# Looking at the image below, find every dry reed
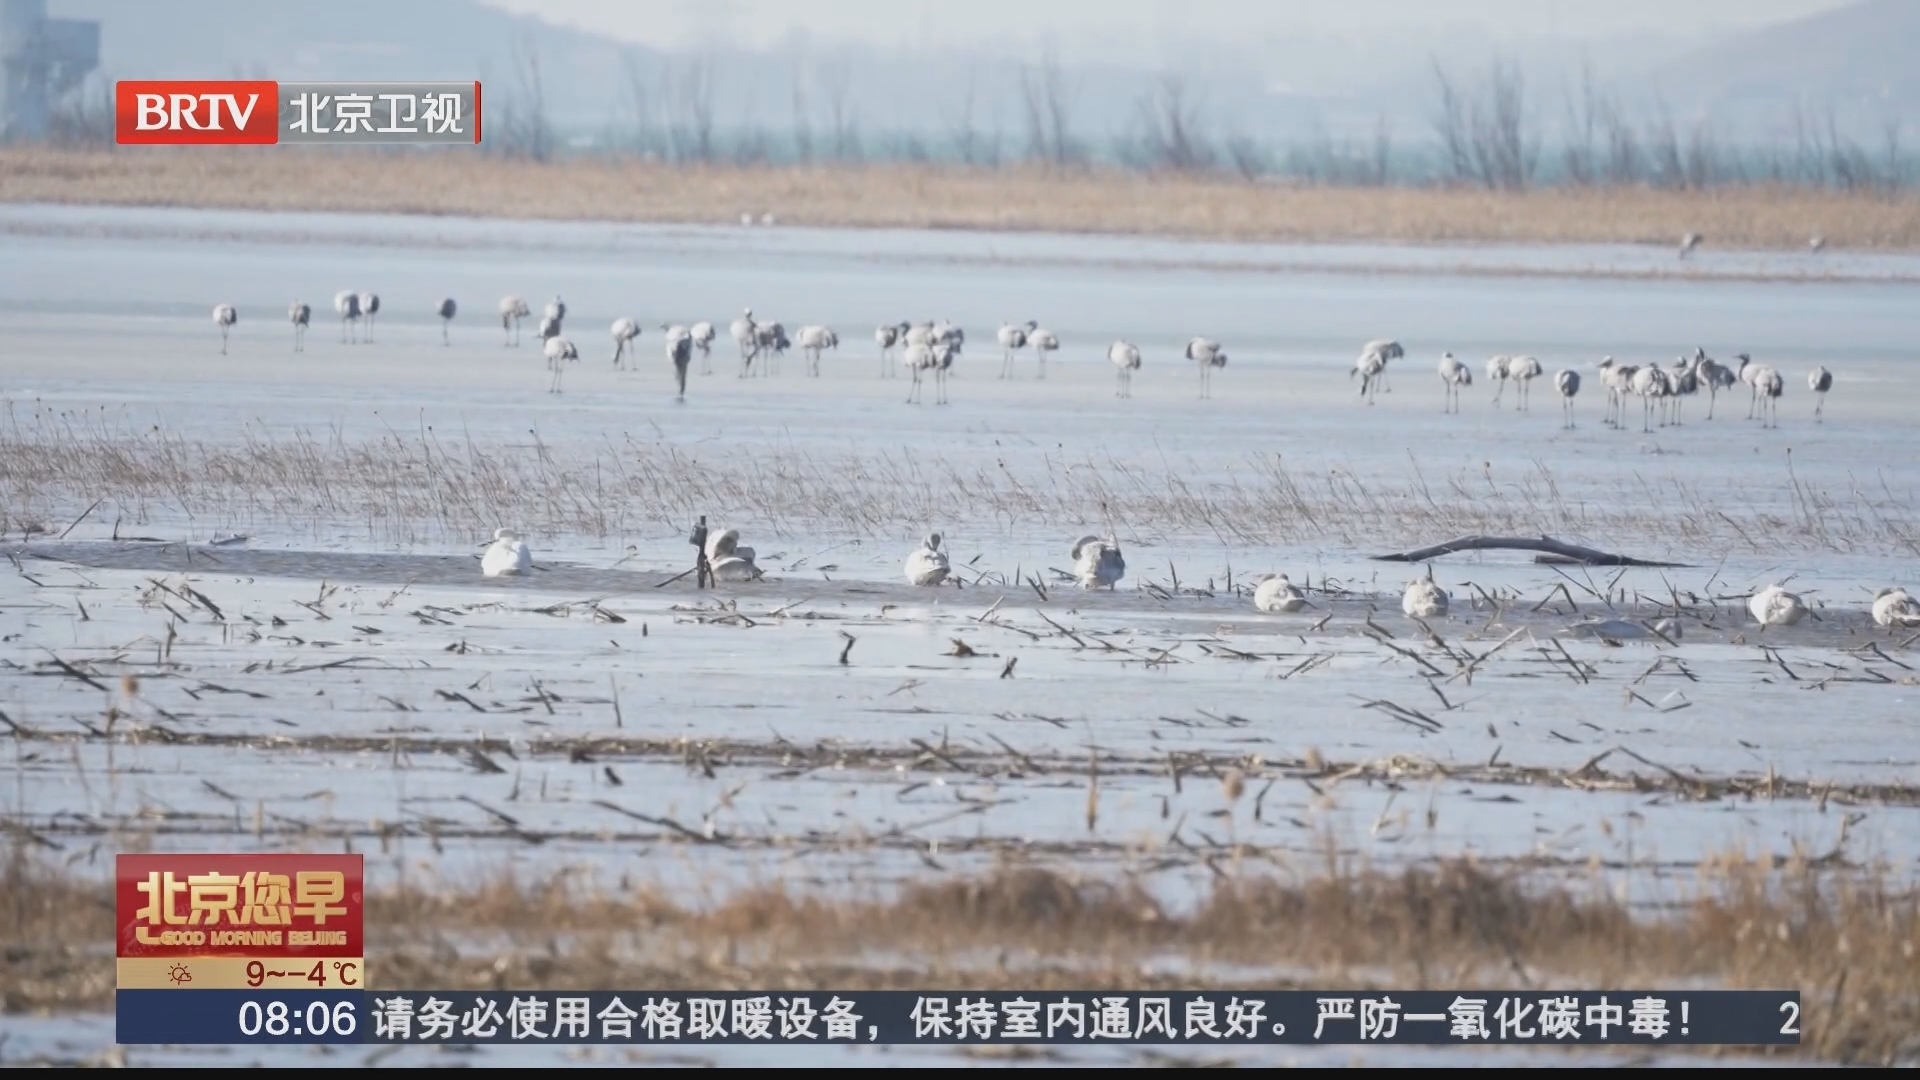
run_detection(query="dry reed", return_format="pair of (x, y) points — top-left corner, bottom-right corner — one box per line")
(4, 148), (1920, 251)
(0, 413), (1910, 556)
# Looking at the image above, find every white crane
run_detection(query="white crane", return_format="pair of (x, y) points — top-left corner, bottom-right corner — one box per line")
(875, 322), (908, 378)
(1748, 583), (1806, 626)
(1755, 365), (1784, 428)
(358, 292), (380, 342)
(730, 308), (758, 376)
(543, 335), (576, 394)
(1108, 340), (1141, 398)
(1070, 536), (1125, 589)
(1354, 350), (1388, 405)
(1402, 576), (1449, 618)
(1807, 366), (1832, 422)
(935, 320), (965, 353)
(536, 313), (562, 344)
(903, 321), (936, 349)
(1030, 327), (1059, 378)
(1438, 352), (1471, 413)
(1691, 348), (1736, 419)
(544, 295), (566, 326)
(499, 296), (530, 347)
(1629, 364), (1671, 432)
(1679, 232), (1703, 259)
(481, 528), (533, 577)
(663, 325), (693, 399)
(1598, 357), (1637, 429)
(705, 528), (761, 581)
(1253, 573), (1307, 613)
(902, 341), (952, 405)
(1486, 355), (1511, 407)
(1810, 235), (1827, 253)
(1508, 355), (1543, 411)
(1555, 369), (1580, 429)
(796, 325), (838, 376)
(997, 320), (1036, 379)
(904, 533), (950, 586)
(212, 304), (237, 354)
(334, 290), (362, 343)
(689, 321), (716, 375)
(1872, 587), (1920, 628)
(610, 317), (641, 368)
(1664, 356), (1697, 426)
(754, 320), (790, 376)
(288, 301), (309, 352)
(1186, 338), (1227, 399)
(1734, 353), (1765, 420)
(1359, 339), (1403, 394)
(437, 298), (457, 345)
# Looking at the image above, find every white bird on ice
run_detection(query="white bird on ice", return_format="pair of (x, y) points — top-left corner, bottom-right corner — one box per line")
(1748, 583), (1807, 626)
(705, 528), (761, 581)
(1871, 587), (1919, 628)
(1070, 536), (1125, 590)
(481, 529), (533, 577)
(1253, 573), (1307, 613)
(1402, 577), (1449, 619)
(904, 533), (951, 586)
(212, 303), (237, 354)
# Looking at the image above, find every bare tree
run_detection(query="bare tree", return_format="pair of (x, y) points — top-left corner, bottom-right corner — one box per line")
(1223, 131), (1266, 181)
(949, 66), (981, 165)
(1370, 114), (1393, 186)
(1134, 76), (1211, 171)
(1430, 57), (1535, 189)
(662, 53), (717, 164)
(819, 58), (859, 162)
(1020, 50), (1077, 167)
(620, 50), (656, 159)
(790, 60), (813, 164)
(1883, 116), (1905, 193)
(1430, 61), (1474, 186)
(506, 37), (550, 162)
(1561, 61), (1600, 186)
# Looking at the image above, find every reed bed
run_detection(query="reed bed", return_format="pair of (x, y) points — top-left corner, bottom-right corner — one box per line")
(5, 847), (1912, 1062)
(5, 148), (1920, 251)
(0, 412), (1911, 556)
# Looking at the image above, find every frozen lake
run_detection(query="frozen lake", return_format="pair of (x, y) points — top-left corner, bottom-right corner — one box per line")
(0, 203), (1911, 1065)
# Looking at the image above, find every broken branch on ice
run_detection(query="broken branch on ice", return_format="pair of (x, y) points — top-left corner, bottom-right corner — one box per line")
(1370, 535), (1689, 567)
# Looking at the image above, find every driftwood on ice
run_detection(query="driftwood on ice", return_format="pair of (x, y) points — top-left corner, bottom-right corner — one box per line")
(1370, 535), (1690, 568)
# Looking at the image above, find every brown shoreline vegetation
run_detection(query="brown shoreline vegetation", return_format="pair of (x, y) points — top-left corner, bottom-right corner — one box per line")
(3, 147), (1920, 250)
(6, 846), (1916, 1063)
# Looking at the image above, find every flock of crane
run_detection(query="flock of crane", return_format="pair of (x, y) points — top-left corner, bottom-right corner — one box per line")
(218, 295), (1836, 428)
(209, 293), (1234, 405)
(1353, 339), (1835, 430)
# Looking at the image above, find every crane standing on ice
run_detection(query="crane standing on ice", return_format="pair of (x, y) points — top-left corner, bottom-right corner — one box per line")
(289, 302), (310, 352)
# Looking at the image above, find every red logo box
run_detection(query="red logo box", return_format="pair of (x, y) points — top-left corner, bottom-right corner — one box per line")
(115, 81), (279, 144)
(116, 853), (362, 958)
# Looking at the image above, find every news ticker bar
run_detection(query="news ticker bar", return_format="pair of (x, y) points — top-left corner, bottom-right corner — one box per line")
(118, 989), (1803, 1046)
(114, 81), (480, 145)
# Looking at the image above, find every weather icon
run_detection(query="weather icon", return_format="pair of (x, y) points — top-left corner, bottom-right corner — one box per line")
(166, 963), (192, 985)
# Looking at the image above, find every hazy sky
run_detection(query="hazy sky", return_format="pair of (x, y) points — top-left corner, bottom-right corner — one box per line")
(479, 0), (1855, 56)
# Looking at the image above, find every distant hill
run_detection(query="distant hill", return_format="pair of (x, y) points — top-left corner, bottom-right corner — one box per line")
(55, 0), (647, 126)
(1661, 0), (1917, 136)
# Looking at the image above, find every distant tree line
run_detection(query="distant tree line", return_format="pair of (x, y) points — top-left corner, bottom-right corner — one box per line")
(41, 45), (1912, 194)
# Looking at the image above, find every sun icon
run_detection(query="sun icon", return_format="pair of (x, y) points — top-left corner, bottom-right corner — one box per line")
(166, 963), (192, 985)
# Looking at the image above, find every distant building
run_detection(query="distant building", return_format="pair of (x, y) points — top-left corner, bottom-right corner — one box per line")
(0, 0), (99, 142)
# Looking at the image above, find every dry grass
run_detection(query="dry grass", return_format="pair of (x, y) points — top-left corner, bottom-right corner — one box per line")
(4, 147), (1920, 251)
(0, 413), (1911, 556)
(6, 846), (1916, 1062)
